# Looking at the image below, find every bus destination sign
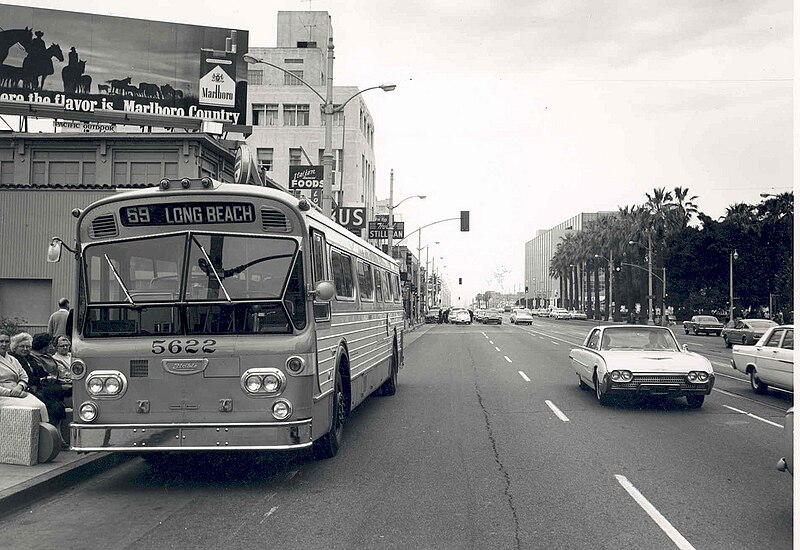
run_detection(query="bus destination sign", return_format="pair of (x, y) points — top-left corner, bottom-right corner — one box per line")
(120, 202), (256, 226)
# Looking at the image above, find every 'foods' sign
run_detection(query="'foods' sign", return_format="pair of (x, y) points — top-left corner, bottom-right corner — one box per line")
(289, 165), (323, 190)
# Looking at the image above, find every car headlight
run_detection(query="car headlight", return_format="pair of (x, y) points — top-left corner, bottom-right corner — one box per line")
(687, 371), (710, 383)
(696, 371), (709, 382)
(610, 370), (633, 382)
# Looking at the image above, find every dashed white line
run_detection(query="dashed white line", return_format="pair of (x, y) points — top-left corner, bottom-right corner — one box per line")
(495, 346), (501, 352)
(723, 404), (784, 428)
(489, 340), (494, 345)
(504, 355), (512, 363)
(545, 400), (570, 422)
(518, 371), (531, 382)
(615, 475), (697, 550)
(550, 341), (560, 346)
(259, 506), (279, 524)
(481, 332), (487, 337)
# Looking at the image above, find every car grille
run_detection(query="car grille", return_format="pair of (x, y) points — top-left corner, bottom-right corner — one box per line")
(613, 374), (694, 390)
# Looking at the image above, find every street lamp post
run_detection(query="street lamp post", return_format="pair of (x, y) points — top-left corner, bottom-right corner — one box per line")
(386, 170), (425, 259)
(629, 237), (654, 325)
(594, 252), (614, 322)
(242, 50), (395, 217)
(729, 249), (738, 324)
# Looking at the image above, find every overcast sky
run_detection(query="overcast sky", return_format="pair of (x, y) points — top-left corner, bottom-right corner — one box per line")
(5, 0), (793, 304)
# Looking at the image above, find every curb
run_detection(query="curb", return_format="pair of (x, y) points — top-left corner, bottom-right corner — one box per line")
(0, 452), (133, 520)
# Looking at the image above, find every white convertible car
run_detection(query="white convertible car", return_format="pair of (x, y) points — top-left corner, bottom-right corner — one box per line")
(570, 325), (715, 408)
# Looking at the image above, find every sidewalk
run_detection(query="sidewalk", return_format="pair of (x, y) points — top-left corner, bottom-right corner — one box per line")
(0, 321), (435, 519)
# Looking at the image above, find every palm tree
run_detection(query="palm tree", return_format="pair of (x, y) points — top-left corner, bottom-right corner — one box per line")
(672, 186), (699, 228)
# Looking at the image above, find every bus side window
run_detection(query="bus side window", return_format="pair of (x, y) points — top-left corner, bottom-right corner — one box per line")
(374, 268), (384, 302)
(310, 229), (330, 321)
(331, 249), (355, 300)
(391, 273), (401, 303)
(357, 260), (374, 302)
(383, 271), (392, 302)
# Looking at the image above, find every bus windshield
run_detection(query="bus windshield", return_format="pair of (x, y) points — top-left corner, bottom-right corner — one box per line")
(81, 233), (305, 337)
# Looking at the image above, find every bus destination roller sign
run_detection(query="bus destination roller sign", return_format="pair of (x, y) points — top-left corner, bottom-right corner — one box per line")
(120, 202), (256, 226)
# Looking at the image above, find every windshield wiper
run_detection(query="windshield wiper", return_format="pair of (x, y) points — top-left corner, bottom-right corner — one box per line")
(192, 237), (232, 303)
(104, 254), (136, 305)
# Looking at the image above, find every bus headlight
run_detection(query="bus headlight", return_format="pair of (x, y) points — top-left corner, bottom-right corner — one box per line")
(85, 371), (127, 399)
(78, 402), (98, 422)
(70, 359), (86, 380)
(286, 356), (305, 375)
(241, 368), (286, 397)
(272, 399), (292, 420)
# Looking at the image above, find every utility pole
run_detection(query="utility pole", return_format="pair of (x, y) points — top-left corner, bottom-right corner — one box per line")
(321, 37), (335, 217)
(387, 169), (394, 258)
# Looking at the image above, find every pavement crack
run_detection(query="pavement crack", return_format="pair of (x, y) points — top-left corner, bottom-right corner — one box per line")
(469, 345), (522, 550)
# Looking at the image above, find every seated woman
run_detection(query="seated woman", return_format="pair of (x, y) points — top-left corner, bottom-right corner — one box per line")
(10, 332), (66, 431)
(52, 335), (73, 384)
(31, 333), (72, 401)
(0, 332), (49, 423)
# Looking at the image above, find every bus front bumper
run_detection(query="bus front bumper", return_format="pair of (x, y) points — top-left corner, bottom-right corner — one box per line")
(70, 419), (313, 451)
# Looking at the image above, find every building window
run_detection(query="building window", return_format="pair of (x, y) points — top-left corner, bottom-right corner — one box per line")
(289, 148), (302, 166)
(317, 149), (343, 172)
(257, 148), (273, 172)
(284, 58), (304, 64)
(284, 70), (304, 86)
(283, 104), (309, 126)
(0, 161), (13, 184)
(252, 103), (278, 126)
(31, 150), (96, 186)
(112, 151), (178, 186)
(247, 70), (263, 85)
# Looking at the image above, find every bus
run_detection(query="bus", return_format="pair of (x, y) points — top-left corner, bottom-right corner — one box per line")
(47, 177), (404, 459)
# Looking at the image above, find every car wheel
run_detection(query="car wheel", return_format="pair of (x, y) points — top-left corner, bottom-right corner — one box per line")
(594, 373), (611, 406)
(693, 327), (699, 335)
(578, 374), (590, 391)
(685, 395), (705, 408)
(723, 335), (731, 348)
(750, 370), (768, 395)
(313, 367), (345, 460)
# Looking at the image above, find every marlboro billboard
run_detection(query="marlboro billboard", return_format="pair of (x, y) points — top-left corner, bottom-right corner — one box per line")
(0, 4), (248, 131)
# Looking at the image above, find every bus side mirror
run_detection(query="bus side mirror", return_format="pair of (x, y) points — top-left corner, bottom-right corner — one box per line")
(47, 239), (63, 263)
(312, 281), (335, 302)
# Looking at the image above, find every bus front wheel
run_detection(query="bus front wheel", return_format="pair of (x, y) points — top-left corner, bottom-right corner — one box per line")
(313, 368), (345, 460)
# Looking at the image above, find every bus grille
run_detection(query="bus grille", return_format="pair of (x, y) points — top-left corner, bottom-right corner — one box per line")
(130, 360), (149, 377)
(89, 214), (118, 238)
(261, 207), (291, 232)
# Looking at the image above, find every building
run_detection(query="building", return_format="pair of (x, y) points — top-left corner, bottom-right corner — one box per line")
(524, 212), (613, 309)
(245, 11), (380, 237)
(0, 133), (235, 332)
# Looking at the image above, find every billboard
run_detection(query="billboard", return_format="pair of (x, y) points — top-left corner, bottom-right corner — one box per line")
(0, 4), (248, 131)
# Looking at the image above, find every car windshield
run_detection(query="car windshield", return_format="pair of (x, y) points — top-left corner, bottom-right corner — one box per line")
(746, 319), (778, 328)
(697, 316), (719, 322)
(600, 328), (679, 351)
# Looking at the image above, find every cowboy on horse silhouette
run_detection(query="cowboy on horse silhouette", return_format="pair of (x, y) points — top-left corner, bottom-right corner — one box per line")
(21, 31), (63, 90)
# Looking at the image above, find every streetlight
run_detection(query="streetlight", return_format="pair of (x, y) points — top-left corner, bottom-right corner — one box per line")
(417, 240), (439, 323)
(729, 249), (738, 324)
(629, 236), (655, 325)
(242, 51), (396, 217)
(386, 169), (425, 259)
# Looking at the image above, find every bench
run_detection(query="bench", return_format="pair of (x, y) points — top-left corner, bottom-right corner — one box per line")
(0, 406), (61, 465)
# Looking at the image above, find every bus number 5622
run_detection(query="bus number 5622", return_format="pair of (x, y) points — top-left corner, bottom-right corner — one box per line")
(151, 339), (216, 354)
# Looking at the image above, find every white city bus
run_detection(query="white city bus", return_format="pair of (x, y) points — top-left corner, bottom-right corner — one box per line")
(49, 177), (404, 459)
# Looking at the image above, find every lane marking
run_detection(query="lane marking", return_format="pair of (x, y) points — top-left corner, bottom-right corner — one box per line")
(259, 506), (279, 524)
(518, 371), (531, 382)
(504, 355), (512, 363)
(712, 388), (790, 413)
(481, 332), (487, 337)
(615, 475), (696, 550)
(551, 341), (560, 346)
(545, 400), (570, 422)
(495, 346), (501, 352)
(489, 340), (494, 345)
(539, 336), (545, 340)
(722, 404), (783, 428)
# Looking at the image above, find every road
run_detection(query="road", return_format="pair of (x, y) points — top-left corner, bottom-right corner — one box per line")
(0, 316), (792, 550)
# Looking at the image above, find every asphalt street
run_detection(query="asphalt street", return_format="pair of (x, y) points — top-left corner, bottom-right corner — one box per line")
(0, 316), (792, 550)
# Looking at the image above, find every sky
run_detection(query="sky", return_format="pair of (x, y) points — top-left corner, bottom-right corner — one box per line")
(3, 0), (794, 306)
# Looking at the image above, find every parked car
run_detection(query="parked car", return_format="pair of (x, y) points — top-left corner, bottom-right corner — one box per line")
(777, 407), (793, 476)
(424, 310), (440, 324)
(450, 308), (471, 325)
(731, 325), (794, 394)
(722, 319), (778, 347)
(570, 325), (715, 408)
(474, 309), (487, 323)
(483, 309), (502, 325)
(683, 315), (724, 336)
(510, 309), (534, 325)
(551, 308), (571, 320)
(503, 305), (512, 312)
(568, 310), (588, 320)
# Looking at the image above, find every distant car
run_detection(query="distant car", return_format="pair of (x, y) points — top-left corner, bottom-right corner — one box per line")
(722, 319), (778, 347)
(451, 308), (471, 325)
(474, 309), (487, 323)
(510, 309), (533, 325)
(425, 310), (440, 324)
(503, 305), (512, 313)
(483, 309), (502, 325)
(570, 325), (715, 408)
(551, 308), (571, 320)
(777, 407), (793, 476)
(731, 325), (794, 394)
(568, 310), (588, 320)
(683, 315), (723, 336)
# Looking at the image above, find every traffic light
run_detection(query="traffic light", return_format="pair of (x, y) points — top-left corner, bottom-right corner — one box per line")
(460, 210), (469, 231)
(459, 277), (462, 285)
(525, 286), (529, 292)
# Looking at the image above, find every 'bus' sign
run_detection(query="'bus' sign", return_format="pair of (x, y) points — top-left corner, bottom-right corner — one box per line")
(120, 202), (256, 226)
